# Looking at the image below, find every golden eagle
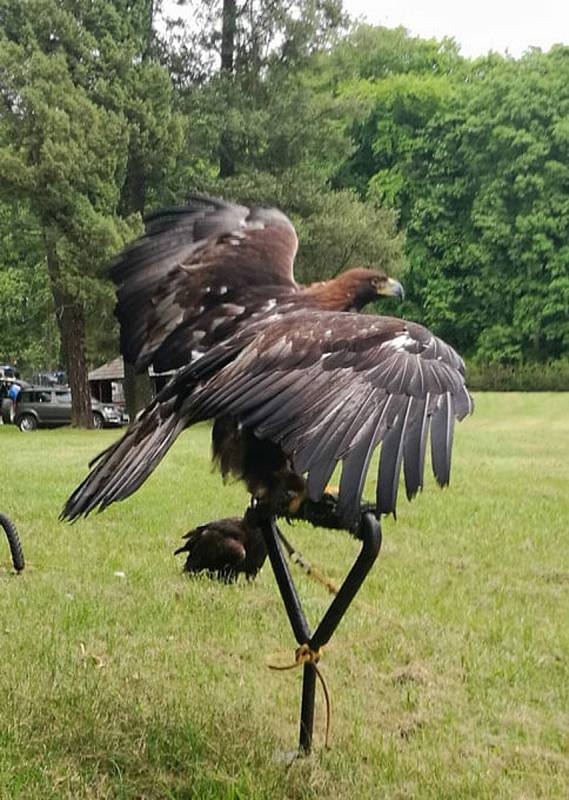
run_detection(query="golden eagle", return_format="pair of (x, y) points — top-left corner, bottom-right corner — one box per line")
(63, 195), (472, 530)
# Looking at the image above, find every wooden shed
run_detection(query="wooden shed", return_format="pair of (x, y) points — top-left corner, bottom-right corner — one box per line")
(88, 357), (173, 403)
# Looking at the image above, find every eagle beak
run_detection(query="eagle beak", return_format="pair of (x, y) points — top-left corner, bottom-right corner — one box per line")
(378, 278), (405, 300)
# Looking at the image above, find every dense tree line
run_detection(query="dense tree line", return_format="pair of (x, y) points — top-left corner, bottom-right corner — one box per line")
(1, 2), (568, 425)
(335, 35), (569, 365)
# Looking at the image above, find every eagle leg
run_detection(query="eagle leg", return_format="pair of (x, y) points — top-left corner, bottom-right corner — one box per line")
(254, 506), (382, 755)
(278, 490), (376, 536)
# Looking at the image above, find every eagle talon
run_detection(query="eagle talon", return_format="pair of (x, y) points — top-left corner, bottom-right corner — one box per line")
(285, 489), (305, 518)
(274, 490), (378, 536)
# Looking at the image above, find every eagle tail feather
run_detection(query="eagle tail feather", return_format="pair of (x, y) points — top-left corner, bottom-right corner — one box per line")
(337, 396), (396, 526)
(61, 399), (189, 522)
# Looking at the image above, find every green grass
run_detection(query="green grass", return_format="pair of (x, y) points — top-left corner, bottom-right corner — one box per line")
(1, 394), (568, 799)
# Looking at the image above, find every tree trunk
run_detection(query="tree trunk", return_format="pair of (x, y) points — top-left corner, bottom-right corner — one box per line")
(119, 104), (153, 418)
(221, 0), (236, 73)
(123, 360), (153, 422)
(119, 139), (146, 219)
(43, 227), (93, 428)
(60, 304), (92, 428)
(219, 0), (237, 178)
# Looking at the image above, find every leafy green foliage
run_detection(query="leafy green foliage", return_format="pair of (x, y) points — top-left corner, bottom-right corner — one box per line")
(336, 36), (569, 366)
(175, 0), (348, 82)
(328, 23), (463, 81)
(0, 201), (58, 369)
(1, 5), (568, 384)
(292, 189), (404, 283)
(407, 49), (569, 362)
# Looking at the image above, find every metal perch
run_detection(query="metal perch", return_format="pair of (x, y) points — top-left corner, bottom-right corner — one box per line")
(256, 508), (382, 755)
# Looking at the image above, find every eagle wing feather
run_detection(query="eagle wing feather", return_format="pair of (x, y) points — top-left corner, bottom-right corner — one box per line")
(112, 195), (299, 371)
(184, 310), (473, 526)
(63, 308), (472, 527)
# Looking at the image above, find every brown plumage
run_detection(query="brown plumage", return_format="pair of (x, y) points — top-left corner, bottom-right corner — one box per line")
(62, 195), (472, 531)
(174, 508), (267, 581)
(111, 195), (403, 373)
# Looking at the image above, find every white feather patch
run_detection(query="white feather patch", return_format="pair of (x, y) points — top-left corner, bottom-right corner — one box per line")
(385, 331), (414, 353)
(221, 303), (246, 315)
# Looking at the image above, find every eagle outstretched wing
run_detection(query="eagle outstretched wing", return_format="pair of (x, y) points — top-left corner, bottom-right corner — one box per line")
(63, 309), (472, 527)
(112, 194), (299, 372)
(185, 311), (472, 525)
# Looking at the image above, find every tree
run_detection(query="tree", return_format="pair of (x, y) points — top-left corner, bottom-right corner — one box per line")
(0, 0), (185, 423)
(110, 2), (187, 420)
(0, 5), (138, 425)
(172, 3), (405, 284)
(184, 0), (347, 179)
(405, 48), (569, 361)
(327, 23), (462, 81)
(0, 201), (59, 371)
(331, 33), (569, 364)
(329, 26), (465, 213)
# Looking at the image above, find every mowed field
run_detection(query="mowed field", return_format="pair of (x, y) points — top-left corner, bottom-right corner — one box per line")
(0, 393), (568, 799)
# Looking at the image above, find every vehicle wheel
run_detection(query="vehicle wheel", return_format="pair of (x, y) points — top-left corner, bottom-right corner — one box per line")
(18, 413), (37, 432)
(92, 412), (104, 429)
(0, 513), (25, 572)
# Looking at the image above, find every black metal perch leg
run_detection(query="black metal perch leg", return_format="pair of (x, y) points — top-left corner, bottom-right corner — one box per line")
(259, 510), (382, 754)
(310, 513), (382, 650)
(299, 660), (317, 752)
(261, 514), (312, 645)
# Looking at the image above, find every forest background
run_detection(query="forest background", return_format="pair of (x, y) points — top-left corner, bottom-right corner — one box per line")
(1, 0), (568, 425)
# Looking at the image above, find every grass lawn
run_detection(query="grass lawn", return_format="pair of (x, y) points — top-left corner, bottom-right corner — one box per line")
(0, 393), (568, 799)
